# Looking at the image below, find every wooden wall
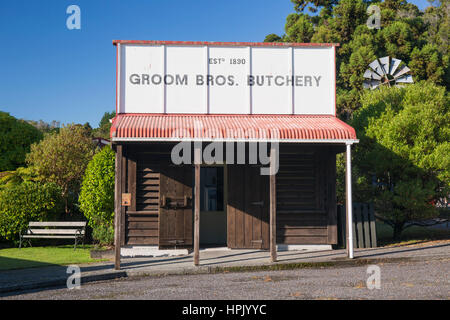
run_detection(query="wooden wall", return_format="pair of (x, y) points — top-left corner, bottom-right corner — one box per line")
(120, 143), (193, 247)
(276, 145), (338, 245)
(122, 145), (167, 245)
(116, 142), (341, 247)
(227, 165), (270, 249)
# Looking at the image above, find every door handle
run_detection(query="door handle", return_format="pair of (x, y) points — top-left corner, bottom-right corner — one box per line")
(251, 201), (264, 206)
(161, 196), (191, 208)
(160, 195), (167, 207)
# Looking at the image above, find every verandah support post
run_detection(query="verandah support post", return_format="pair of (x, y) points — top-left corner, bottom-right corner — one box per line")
(114, 144), (123, 270)
(194, 144), (201, 266)
(346, 143), (354, 259)
(269, 144), (277, 263)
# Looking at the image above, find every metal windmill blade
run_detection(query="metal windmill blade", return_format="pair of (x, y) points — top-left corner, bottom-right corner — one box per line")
(363, 56), (413, 89)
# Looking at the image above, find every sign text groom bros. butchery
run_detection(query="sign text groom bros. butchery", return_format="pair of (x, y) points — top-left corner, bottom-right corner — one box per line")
(117, 43), (336, 115)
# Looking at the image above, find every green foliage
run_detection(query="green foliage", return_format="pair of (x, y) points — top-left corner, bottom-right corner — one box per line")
(0, 181), (62, 241)
(93, 111), (115, 139)
(264, 33), (283, 42)
(340, 45), (377, 90)
(423, 0), (449, 56)
(410, 43), (449, 85)
(285, 13), (315, 42)
(291, 0), (339, 14)
(99, 111), (116, 128)
(0, 111), (43, 171)
(311, 23), (341, 43)
(0, 167), (40, 190)
(26, 124), (94, 215)
(26, 119), (60, 134)
(351, 82), (449, 238)
(265, 0), (450, 241)
(332, 0), (367, 42)
(266, 0), (450, 119)
(91, 224), (115, 246)
(379, 21), (415, 61)
(79, 147), (115, 245)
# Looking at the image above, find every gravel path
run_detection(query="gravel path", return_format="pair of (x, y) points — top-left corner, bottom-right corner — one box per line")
(2, 257), (448, 300)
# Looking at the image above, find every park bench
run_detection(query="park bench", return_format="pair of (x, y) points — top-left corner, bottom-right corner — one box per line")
(19, 221), (86, 250)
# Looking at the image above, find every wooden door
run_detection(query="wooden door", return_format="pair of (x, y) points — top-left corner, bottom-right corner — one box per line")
(227, 165), (269, 249)
(159, 165), (193, 248)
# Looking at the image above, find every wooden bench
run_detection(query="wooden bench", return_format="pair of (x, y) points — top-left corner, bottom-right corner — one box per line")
(19, 222), (87, 250)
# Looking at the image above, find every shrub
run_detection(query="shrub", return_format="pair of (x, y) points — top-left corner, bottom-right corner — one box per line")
(79, 147), (115, 245)
(0, 181), (63, 241)
(351, 82), (449, 239)
(0, 111), (43, 171)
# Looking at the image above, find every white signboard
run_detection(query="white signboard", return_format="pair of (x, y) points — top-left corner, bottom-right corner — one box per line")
(117, 42), (336, 115)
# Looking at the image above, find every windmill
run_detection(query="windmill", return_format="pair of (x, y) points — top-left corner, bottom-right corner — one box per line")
(363, 56), (414, 90)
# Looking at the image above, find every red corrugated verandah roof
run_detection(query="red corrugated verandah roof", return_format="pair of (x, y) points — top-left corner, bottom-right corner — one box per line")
(110, 114), (357, 143)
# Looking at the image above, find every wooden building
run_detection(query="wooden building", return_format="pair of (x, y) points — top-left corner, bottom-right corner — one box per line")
(110, 40), (358, 269)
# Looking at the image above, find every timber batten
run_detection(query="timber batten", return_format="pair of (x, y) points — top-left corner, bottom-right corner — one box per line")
(115, 143), (341, 251)
(227, 165), (270, 249)
(275, 145), (338, 245)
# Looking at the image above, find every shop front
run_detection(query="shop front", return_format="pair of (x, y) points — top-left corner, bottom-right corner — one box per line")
(110, 40), (357, 269)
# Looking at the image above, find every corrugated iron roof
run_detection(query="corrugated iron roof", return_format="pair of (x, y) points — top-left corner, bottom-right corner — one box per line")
(110, 114), (357, 142)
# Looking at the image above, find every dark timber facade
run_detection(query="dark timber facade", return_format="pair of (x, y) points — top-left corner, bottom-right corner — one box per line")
(112, 143), (344, 251)
(111, 40), (358, 269)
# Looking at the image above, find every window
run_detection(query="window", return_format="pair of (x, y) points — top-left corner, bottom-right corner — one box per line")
(200, 167), (224, 212)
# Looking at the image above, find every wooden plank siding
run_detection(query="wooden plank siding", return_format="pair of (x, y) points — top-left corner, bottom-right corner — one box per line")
(123, 143), (194, 248)
(125, 213), (159, 245)
(159, 162), (193, 248)
(276, 145), (338, 245)
(123, 144), (170, 246)
(227, 165), (270, 249)
(118, 143), (340, 248)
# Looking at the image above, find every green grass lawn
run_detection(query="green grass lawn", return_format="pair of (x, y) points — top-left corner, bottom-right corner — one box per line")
(0, 245), (108, 271)
(376, 221), (450, 246)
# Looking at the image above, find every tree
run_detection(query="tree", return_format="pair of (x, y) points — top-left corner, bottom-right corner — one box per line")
(379, 21), (415, 62)
(291, 0), (339, 14)
(332, 0), (367, 42)
(79, 147), (115, 245)
(264, 33), (283, 42)
(311, 23), (341, 43)
(26, 124), (94, 215)
(285, 13), (315, 42)
(0, 111), (43, 171)
(26, 119), (60, 133)
(265, 0), (450, 118)
(409, 43), (449, 85)
(423, 0), (449, 56)
(351, 82), (449, 239)
(93, 111), (115, 139)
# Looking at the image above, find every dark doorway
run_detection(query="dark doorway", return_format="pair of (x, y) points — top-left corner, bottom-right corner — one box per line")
(197, 166), (227, 246)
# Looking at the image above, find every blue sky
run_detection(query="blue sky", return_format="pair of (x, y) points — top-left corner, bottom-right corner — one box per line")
(0, 0), (433, 128)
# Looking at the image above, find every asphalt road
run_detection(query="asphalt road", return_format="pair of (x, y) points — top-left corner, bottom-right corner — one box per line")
(2, 257), (449, 300)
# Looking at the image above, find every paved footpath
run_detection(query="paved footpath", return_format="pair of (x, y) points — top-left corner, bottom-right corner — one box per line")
(0, 240), (449, 299)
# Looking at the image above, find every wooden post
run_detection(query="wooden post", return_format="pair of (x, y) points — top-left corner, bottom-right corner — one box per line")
(114, 144), (123, 270)
(193, 144), (201, 266)
(269, 144), (277, 262)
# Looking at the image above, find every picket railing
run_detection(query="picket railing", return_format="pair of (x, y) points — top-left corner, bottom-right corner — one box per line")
(337, 203), (377, 248)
